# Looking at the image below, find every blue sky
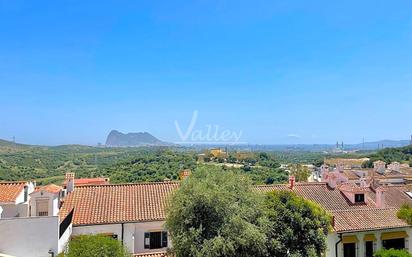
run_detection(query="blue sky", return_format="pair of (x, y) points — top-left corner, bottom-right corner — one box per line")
(1, 0), (412, 145)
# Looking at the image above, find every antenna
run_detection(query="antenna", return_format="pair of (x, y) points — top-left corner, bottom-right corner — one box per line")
(362, 137), (365, 150)
(12, 136), (15, 144)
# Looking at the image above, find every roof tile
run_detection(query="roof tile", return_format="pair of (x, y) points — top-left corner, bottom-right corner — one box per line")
(0, 182), (26, 203)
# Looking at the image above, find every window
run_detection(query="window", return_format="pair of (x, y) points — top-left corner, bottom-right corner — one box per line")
(343, 243), (356, 257)
(355, 194), (365, 203)
(365, 241), (374, 257)
(36, 199), (48, 216)
(144, 231), (168, 249)
(24, 186), (28, 202)
(383, 238), (405, 250)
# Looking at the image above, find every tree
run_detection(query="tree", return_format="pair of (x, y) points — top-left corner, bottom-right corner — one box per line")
(288, 164), (311, 182)
(166, 167), (268, 257)
(62, 235), (129, 257)
(264, 191), (332, 257)
(397, 204), (412, 225)
(374, 249), (412, 257)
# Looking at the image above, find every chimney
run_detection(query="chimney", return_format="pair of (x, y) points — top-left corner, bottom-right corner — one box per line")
(336, 162), (345, 173)
(388, 162), (400, 172)
(327, 173), (338, 189)
(373, 161), (386, 174)
(65, 172), (75, 193)
(376, 186), (387, 208)
(289, 175), (295, 190)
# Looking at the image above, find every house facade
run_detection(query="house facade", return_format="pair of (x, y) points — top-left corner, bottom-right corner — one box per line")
(58, 180), (179, 255)
(0, 181), (72, 257)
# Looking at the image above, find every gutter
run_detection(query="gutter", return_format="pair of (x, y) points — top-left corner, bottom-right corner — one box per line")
(121, 223), (124, 245)
(335, 233), (342, 257)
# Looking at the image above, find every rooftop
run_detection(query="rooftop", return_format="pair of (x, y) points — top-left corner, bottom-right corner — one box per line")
(333, 208), (408, 232)
(33, 184), (62, 194)
(0, 181), (26, 203)
(62, 177), (110, 187)
(59, 180), (412, 232)
(59, 182), (179, 225)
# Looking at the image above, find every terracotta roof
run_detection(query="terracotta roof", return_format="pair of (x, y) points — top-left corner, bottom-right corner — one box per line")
(60, 180), (412, 233)
(333, 208), (408, 232)
(258, 183), (412, 210)
(255, 183), (377, 211)
(33, 184), (62, 194)
(59, 182), (179, 225)
(0, 181), (26, 203)
(133, 252), (169, 257)
(62, 178), (110, 187)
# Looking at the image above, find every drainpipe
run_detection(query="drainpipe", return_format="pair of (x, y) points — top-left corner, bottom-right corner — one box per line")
(335, 234), (342, 257)
(121, 223), (124, 246)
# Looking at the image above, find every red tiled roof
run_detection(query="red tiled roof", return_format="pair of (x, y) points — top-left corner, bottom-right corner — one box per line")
(60, 180), (412, 233)
(62, 178), (110, 187)
(257, 183), (412, 232)
(0, 181), (26, 203)
(333, 208), (408, 232)
(33, 184), (62, 194)
(255, 183), (377, 211)
(133, 252), (169, 257)
(59, 182), (179, 225)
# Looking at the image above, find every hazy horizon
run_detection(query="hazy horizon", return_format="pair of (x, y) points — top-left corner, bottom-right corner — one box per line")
(1, 1), (411, 145)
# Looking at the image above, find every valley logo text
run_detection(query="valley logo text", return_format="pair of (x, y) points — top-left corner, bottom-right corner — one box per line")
(174, 111), (245, 144)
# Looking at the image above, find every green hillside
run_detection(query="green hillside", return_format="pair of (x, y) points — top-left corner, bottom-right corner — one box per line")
(364, 145), (412, 167)
(0, 140), (289, 185)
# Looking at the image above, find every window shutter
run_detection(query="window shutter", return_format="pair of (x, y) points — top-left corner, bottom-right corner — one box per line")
(144, 232), (150, 249)
(162, 231), (168, 248)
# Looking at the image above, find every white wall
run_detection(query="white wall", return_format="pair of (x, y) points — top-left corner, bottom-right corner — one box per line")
(0, 203), (29, 218)
(29, 191), (59, 217)
(134, 221), (168, 254)
(58, 224), (72, 253)
(0, 216), (59, 257)
(326, 227), (412, 257)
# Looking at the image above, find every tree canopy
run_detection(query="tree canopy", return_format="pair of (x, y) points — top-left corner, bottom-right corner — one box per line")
(397, 204), (412, 225)
(166, 167), (268, 257)
(264, 191), (332, 257)
(166, 167), (331, 257)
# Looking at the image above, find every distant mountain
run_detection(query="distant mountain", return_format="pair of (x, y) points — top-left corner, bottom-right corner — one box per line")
(105, 130), (167, 147)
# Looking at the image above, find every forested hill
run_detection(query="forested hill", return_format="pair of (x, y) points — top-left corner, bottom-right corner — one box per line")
(0, 140), (289, 186)
(366, 145), (412, 166)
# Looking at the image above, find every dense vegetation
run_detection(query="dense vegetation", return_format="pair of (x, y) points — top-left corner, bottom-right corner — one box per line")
(0, 141), (289, 185)
(166, 167), (331, 257)
(364, 145), (412, 167)
(60, 235), (129, 257)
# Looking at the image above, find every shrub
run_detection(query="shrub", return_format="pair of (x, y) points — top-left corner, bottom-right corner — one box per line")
(63, 235), (129, 257)
(374, 248), (412, 257)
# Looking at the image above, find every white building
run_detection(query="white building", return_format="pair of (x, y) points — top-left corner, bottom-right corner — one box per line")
(0, 181), (72, 257)
(59, 181), (178, 255)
